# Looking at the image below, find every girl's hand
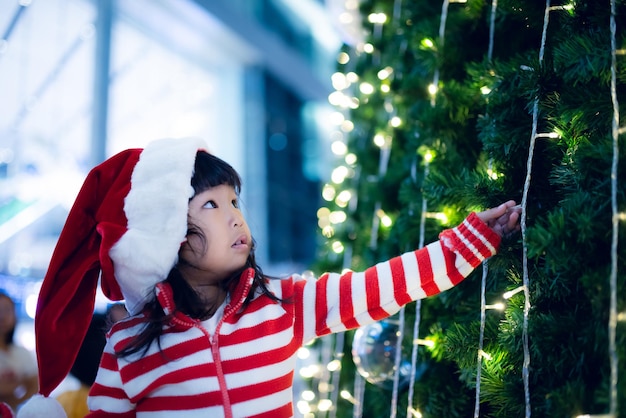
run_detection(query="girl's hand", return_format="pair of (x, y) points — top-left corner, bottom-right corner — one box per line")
(476, 200), (521, 238)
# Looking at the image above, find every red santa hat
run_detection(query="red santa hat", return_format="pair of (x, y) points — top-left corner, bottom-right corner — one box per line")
(18, 137), (207, 417)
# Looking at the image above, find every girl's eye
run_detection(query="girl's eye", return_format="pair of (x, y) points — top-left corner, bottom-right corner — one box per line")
(232, 199), (239, 209)
(203, 200), (217, 209)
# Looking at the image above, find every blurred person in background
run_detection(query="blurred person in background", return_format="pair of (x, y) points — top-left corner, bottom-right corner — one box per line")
(0, 292), (38, 413)
(104, 303), (128, 329)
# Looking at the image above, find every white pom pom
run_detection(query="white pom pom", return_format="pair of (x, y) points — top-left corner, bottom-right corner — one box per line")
(16, 395), (67, 418)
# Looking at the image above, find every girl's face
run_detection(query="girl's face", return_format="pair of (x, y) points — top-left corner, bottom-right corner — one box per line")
(179, 184), (252, 284)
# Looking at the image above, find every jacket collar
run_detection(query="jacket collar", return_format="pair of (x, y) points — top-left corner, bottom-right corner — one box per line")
(154, 267), (256, 328)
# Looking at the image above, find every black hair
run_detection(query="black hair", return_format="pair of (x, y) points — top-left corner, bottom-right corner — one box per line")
(0, 292), (15, 345)
(117, 151), (281, 358)
(70, 313), (107, 386)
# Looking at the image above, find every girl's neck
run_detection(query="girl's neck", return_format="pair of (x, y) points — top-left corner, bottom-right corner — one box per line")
(193, 284), (227, 319)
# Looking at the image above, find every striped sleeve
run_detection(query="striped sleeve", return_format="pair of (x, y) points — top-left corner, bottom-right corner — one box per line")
(297, 212), (501, 343)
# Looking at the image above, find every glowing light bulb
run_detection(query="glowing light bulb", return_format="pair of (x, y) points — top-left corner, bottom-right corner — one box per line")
(329, 211), (347, 224)
(503, 286), (525, 299)
(345, 153), (357, 165)
(408, 407), (423, 418)
(331, 166), (350, 184)
(297, 347), (311, 359)
(322, 185), (336, 201)
(421, 38), (434, 49)
(359, 82), (375, 95)
(368, 12), (387, 24)
(414, 338), (435, 348)
(390, 116), (402, 127)
(332, 241), (345, 253)
(327, 359), (341, 372)
(337, 52), (350, 65)
(377, 66), (393, 80)
(331, 72), (349, 90)
(318, 399), (333, 411)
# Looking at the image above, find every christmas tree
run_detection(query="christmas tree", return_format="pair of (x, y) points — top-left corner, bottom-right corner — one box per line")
(304, 0), (626, 417)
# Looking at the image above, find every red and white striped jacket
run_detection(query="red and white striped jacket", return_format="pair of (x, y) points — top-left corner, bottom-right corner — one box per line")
(87, 213), (500, 417)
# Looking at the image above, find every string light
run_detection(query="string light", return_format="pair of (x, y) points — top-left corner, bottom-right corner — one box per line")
(329, 210), (347, 224)
(575, 415), (616, 418)
(424, 212), (449, 223)
(301, 390), (316, 401)
(331, 72), (350, 90)
(608, 0), (620, 415)
(373, 133), (391, 148)
(331, 140), (348, 156)
(345, 153), (357, 165)
(331, 166), (350, 183)
(322, 185), (336, 201)
(420, 38), (435, 49)
(353, 372), (365, 417)
(534, 132), (560, 139)
(335, 190), (352, 208)
(327, 359), (341, 372)
(367, 13), (388, 24)
(359, 82), (375, 95)
(331, 241), (344, 254)
(296, 400), (313, 415)
(547, 3), (574, 12)
(362, 43), (374, 54)
(378, 66), (394, 80)
(503, 286), (525, 299)
(413, 338), (435, 348)
(475, 262), (489, 418)
(339, 390), (359, 405)
(341, 119), (355, 132)
(407, 407), (423, 418)
(376, 209), (393, 228)
(486, 167), (500, 180)
(318, 399), (333, 412)
(517, 2), (568, 416)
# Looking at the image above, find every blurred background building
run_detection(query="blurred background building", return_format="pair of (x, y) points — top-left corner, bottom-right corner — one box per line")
(0, 0), (358, 353)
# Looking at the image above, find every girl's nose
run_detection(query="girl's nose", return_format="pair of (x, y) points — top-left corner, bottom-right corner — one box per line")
(231, 210), (245, 228)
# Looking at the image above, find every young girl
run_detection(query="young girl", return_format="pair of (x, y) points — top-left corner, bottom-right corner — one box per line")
(19, 137), (520, 418)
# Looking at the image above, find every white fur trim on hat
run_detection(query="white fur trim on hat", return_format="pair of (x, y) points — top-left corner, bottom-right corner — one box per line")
(109, 137), (207, 314)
